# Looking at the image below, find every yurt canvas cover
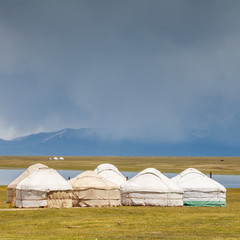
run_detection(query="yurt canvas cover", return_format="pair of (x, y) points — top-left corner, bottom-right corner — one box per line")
(121, 168), (183, 206)
(7, 163), (49, 203)
(15, 168), (73, 208)
(171, 168), (226, 207)
(94, 163), (126, 186)
(69, 171), (121, 207)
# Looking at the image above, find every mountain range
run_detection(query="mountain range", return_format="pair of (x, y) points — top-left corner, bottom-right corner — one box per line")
(0, 128), (239, 156)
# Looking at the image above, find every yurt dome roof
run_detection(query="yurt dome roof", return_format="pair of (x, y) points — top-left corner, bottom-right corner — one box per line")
(69, 170), (119, 190)
(171, 168), (226, 192)
(121, 168), (183, 193)
(94, 163), (126, 186)
(7, 163), (49, 190)
(94, 163), (120, 173)
(16, 168), (72, 192)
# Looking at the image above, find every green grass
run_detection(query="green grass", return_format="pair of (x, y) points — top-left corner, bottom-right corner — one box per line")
(0, 155), (240, 175)
(0, 187), (240, 239)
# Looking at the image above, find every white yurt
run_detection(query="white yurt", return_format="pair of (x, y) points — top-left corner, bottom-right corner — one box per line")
(7, 163), (49, 203)
(121, 168), (183, 206)
(59, 157), (64, 161)
(94, 163), (126, 187)
(69, 170), (121, 207)
(15, 168), (73, 208)
(171, 168), (226, 207)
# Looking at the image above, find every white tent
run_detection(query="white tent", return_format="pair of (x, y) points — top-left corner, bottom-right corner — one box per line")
(15, 168), (73, 208)
(69, 170), (121, 207)
(59, 157), (64, 160)
(94, 163), (126, 187)
(171, 168), (226, 207)
(7, 163), (49, 203)
(121, 168), (183, 206)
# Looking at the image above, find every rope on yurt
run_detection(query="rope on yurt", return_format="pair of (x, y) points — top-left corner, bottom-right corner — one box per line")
(9, 191), (16, 207)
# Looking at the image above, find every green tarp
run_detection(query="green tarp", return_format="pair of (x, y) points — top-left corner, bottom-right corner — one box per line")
(184, 201), (226, 207)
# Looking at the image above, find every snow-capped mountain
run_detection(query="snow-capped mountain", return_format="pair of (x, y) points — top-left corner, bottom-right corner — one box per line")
(0, 128), (239, 156)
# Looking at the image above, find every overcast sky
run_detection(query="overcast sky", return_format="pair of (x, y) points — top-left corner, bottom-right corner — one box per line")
(1, 0), (240, 145)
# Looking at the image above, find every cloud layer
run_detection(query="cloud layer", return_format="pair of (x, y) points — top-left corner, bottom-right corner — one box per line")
(1, 0), (240, 145)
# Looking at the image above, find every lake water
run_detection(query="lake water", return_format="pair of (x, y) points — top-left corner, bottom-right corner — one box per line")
(0, 169), (239, 188)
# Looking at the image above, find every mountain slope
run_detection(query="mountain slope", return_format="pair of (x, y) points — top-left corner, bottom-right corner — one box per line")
(0, 128), (239, 156)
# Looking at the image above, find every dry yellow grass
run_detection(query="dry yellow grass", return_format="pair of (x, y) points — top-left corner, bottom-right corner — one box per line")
(0, 155), (240, 174)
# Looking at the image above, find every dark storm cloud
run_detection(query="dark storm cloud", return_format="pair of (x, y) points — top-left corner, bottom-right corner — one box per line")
(1, 0), (240, 144)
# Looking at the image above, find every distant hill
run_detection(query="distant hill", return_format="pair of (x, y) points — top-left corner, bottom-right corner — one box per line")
(0, 128), (239, 156)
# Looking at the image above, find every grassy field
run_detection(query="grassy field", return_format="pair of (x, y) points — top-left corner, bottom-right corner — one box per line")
(0, 186), (239, 239)
(0, 155), (240, 175)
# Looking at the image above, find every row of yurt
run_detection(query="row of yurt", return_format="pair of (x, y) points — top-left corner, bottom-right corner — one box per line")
(7, 164), (121, 208)
(94, 164), (226, 207)
(48, 157), (64, 161)
(93, 164), (184, 206)
(7, 164), (226, 208)
(94, 165), (184, 206)
(172, 168), (226, 207)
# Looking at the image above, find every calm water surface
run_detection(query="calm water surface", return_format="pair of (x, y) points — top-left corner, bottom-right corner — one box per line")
(0, 169), (239, 188)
